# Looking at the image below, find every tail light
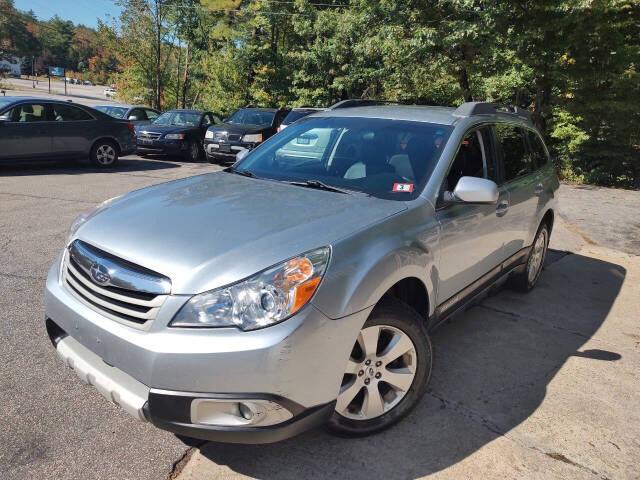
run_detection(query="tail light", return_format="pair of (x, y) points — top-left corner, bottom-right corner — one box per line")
(126, 123), (135, 133)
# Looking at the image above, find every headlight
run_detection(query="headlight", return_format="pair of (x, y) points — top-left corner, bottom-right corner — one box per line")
(165, 133), (185, 140)
(242, 133), (262, 143)
(170, 247), (330, 331)
(205, 130), (214, 139)
(67, 196), (120, 243)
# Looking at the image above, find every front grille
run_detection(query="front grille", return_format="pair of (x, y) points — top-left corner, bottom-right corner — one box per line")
(62, 244), (169, 329)
(228, 134), (242, 142)
(137, 131), (162, 140)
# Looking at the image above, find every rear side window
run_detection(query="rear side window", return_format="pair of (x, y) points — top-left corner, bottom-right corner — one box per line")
(52, 104), (94, 121)
(494, 123), (531, 182)
(526, 129), (549, 168)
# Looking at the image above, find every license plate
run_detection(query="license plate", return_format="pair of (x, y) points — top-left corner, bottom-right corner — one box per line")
(139, 138), (153, 145)
(219, 144), (231, 153)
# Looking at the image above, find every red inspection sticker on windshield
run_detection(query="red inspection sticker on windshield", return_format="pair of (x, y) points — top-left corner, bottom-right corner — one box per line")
(393, 183), (414, 193)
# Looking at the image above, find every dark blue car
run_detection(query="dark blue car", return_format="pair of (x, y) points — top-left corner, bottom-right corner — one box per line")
(0, 97), (136, 167)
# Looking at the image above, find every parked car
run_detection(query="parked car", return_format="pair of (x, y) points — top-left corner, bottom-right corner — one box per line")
(94, 104), (160, 126)
(204, 105), (290, 164)
(136, 109), (220, 161)
(83, 80), (93, 86)
(0, 97), (136, 167)
(45, 101), (558, 443)
(277, 107), (324, 132)
(103, 87), (116, 98)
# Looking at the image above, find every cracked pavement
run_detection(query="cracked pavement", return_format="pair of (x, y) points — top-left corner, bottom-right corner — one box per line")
(1, 160), (638, 479)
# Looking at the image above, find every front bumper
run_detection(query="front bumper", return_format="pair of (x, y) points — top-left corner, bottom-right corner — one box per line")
(136, 138), (188, 156)
(203, 139), (258, 162)
(49, 329), (334, 443)
(44, 254), (368, 442)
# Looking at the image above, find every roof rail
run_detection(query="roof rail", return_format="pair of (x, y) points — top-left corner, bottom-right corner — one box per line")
(327, 99), (399, 110)
(453, 102), (532, 123)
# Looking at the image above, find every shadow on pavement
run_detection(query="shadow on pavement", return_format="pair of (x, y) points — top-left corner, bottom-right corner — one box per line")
(0, 156), (183, 176)
(187, 250), (625, 479)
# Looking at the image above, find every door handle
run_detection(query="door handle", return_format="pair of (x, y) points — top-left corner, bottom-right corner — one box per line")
(496, 201), (509, 216)
(535, 184), (544, 195)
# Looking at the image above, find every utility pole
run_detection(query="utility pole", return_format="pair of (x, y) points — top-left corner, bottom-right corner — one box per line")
(32, 56), (35, 88)
(155, 0), (161, 110)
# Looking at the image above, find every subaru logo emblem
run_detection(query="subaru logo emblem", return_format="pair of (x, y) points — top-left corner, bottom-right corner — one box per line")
(90, 262), (111, 285)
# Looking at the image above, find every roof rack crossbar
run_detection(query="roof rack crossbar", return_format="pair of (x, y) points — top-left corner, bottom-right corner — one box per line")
(453, 102), (532, 122)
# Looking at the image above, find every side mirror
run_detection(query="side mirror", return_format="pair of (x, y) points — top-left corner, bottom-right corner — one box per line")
(449, 176), (499, 204)
(236, 148), (250, 162)
(128, 115), (139, 121)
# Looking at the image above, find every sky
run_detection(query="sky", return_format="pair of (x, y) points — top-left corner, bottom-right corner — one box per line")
(13, 0), (122, 28)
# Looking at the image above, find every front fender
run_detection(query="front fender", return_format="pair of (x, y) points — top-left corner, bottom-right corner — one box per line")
(312, 205), (439, 320)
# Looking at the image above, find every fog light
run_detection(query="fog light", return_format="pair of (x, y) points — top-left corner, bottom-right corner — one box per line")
(190, 398), (293, 427)
(239, 402), (254, 421)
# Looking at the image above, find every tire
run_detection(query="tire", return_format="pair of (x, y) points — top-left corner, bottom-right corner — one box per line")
(511, 222), (549, 292)
(327, 299), (432, 437)
(90, 140), (119, 168)
(184, 139), (201, 162)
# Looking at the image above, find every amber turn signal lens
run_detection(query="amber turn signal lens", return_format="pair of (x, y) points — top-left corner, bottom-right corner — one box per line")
(292, 276), (321, 314)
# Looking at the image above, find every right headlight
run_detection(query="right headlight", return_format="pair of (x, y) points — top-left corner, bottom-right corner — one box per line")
(170, 247), (330, 331)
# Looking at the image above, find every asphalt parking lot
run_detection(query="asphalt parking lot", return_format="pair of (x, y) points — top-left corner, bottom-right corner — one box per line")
(1, 156), (638, 480)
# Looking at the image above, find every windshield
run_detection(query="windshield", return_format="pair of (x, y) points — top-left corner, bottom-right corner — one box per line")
(235, 117), (453, 200)
(226, 109), (275, 127)
(153, 111), (201, 127)
(94, 106), (128, 119)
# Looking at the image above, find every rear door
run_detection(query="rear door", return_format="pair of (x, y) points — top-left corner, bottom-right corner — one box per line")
(492, 123), (538, 257)
(0, 102), (52, 160)
(436, 126), (510, 305)
(49, 103), (97, 156)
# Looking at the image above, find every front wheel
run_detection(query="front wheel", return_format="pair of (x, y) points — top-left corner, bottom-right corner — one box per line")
(90, 140), (119, 168)
(184, 139), (201, 162)
(328, 300), (432, 437)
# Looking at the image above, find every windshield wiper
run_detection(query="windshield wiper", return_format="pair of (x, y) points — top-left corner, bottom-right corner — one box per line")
(284, 179), (357, 195)
(224, 167), (259, 179)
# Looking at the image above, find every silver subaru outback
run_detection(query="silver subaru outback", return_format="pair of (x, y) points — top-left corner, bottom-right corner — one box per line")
(45, 101), (558, 443)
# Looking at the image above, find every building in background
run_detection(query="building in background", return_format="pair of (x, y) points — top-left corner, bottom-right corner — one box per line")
(0, 57), (23, 76)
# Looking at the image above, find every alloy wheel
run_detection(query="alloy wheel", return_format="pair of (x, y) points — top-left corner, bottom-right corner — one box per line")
(527, 228), (547, 284)
(95, 144), (116, 165)
(336, 324), (417, 420)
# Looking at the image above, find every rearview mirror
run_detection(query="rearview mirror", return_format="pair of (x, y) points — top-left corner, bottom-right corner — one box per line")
(236, 148), (250, 162)
(450, 176), (499, 204)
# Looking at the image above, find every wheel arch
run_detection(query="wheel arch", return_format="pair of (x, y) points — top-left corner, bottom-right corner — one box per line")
(91, 136), (121, 155)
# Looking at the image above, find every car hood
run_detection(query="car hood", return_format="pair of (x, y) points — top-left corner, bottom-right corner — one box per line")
(136, 124), (197, 135)
(74, 172), (406, 294)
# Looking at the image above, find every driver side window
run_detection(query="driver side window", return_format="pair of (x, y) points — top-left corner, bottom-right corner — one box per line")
(445, 127), (496, 192)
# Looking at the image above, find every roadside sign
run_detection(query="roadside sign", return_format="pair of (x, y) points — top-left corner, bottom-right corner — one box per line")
(48, 66), (65, 76)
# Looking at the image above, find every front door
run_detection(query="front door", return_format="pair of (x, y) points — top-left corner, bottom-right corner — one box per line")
(436, 127), (509, 305)
(0, 102), (52, 160)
